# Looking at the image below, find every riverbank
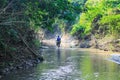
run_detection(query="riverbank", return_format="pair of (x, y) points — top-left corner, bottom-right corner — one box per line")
(0, 47), (43, 79)
(79, 36), (120, 52)
(41, 34), (120, 53)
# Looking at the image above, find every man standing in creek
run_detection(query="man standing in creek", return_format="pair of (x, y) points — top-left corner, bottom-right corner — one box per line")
(56, 36), (61, 48)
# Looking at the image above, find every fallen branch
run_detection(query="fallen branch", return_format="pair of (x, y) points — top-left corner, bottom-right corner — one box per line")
(18, 33), (40, 58)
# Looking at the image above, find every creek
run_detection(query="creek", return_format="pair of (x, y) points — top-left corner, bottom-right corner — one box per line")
(2, 48), (120, 80)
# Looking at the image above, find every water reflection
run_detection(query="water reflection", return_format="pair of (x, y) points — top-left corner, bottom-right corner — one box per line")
(1, 49), (120, 80)
(57, 49), (61, 65)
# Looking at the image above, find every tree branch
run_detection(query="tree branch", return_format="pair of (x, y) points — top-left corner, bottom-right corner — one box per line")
(0, 0), (14, 15)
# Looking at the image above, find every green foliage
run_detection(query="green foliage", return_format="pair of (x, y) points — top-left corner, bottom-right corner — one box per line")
(21, 0), (85, 33)
(9, 47), (17, 52)
(71, 0), (104, 38)
(100, 14), (120, 36)
(0, 0), (7, 8)
(71, 24), (85, 34)
(0, 0), (85, 57)
(71, 0), (120, 39)
(9, 29), (18, 39)
(71, 24), (85, 37)
(33, 39), (41, 47)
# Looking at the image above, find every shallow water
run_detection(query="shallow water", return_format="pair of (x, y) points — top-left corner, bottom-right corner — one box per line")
(2, 48), (120, 80)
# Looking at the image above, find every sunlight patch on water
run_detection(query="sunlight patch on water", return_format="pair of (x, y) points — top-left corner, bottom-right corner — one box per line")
(39, 65), (74, 80)
(37, 55), (84, 80)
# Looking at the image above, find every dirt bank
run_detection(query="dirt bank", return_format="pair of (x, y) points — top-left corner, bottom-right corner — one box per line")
(79, 36), (120, 52)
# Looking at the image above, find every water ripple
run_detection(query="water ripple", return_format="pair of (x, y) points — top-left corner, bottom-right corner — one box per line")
(39, 65), (75, 80)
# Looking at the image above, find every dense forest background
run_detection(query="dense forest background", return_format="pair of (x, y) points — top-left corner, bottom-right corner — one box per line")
(71, 0), (120, 52)
(0, 0), (85, 72)
(71, 0), (120, 39)
(0, 0), (120, 74)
